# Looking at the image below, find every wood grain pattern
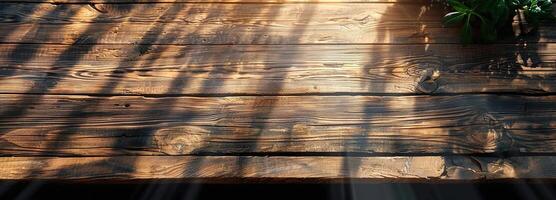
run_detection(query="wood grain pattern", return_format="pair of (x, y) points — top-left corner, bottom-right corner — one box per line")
(1, 155), (555, 181)
(0, 156), (447, 181)
(1, 44), (554, 95)
(0, 3), (444, 23)
(1, 94), (555, 156)
(0, 3), (550, 45)
(2, 0), (556, 182)
(1, 0), (415, 3)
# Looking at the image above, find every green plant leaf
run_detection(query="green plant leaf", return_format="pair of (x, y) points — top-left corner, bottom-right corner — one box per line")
(492, 0), (509, 25)
(444, 0), (552, 43)
(448, 0), (471, 13)
(443, 12), (466, 26)
(462, 15), (473, 43)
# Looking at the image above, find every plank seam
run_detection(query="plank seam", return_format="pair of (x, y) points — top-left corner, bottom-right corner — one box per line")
(4, 152), (556, 158)
(1, 42), (555, 46)
(1, 92), (555, 98)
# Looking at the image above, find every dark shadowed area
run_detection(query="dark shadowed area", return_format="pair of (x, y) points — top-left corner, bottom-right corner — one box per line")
(2, 181), (556, 200)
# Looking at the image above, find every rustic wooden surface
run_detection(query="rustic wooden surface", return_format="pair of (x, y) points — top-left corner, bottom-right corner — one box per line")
(0, 0), (556, 181)
(0, 3), (553, 45)
(0, 44), (555, 95)
(2, 156), (556, 181)
(0, 156), (446, 181)
(2, 0), (416, 3)
(1, 94), (556, 156)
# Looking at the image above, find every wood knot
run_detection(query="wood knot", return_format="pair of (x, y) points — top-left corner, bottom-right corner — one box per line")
(88, 4), (107, 13)
(415, 68), (440, 94)
(443, 157), (485, 180)
(486, 159), (516, 178)
(153, 127), (208, 155)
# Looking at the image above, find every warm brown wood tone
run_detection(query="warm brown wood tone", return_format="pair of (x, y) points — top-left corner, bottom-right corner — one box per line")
(1, 44), (554, 95)
(1, 155), (555, 181)
(0, 3), (449, 45)
(0, 3), (552, 45)
(1, 0), (556, 182)
(0, 3), (444, 24)
(1, 0), (415, 3)
(1, 94), (555, 156)
(0, 156), (445, 181)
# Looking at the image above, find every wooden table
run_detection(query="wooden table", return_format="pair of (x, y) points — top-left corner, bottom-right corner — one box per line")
(1, 0), (556, 182)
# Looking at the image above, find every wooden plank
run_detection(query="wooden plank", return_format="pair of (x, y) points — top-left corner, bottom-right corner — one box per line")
(0, 156), (447, 181)
(0, 3), (444, 23)
(0, 155), (555, 181)
(0, 3), (549, 44)
(1, 94), (556, 156)
(0, 44), (555, 95)
(0, 3), (449, 45)
(0, 0), (438, 4)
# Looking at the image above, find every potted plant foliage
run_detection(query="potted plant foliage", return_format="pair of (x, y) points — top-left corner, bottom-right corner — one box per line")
(443, 0), (555, 43)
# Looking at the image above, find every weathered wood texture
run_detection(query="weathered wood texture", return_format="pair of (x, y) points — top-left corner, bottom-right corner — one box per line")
(1, 94), (555, 156)
(2, 0), (417, 3)
(2, 0), (556, 182)
(0, 3), (552, 45)
(1, 156), (555, 181)
(0, 44), (554, 95)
